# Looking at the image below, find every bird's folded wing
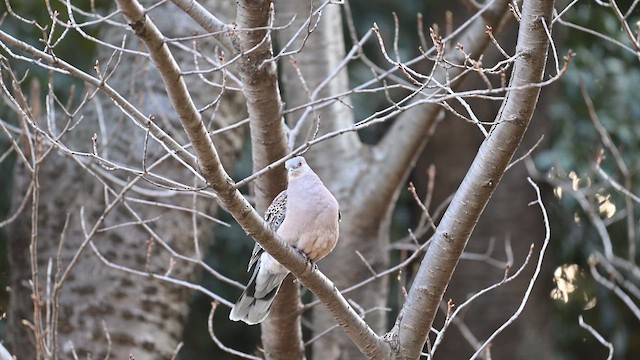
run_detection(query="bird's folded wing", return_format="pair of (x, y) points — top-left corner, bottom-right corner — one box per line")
(247, 190), (288, 272)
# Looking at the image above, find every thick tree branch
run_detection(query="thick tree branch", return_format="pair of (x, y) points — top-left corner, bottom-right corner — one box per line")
(170, 0), (236, 52)
(236, 0), (289, 213)
(235, 0), (298, 357)
(114, 0), (389, 358)
(393, 0), (554, 358)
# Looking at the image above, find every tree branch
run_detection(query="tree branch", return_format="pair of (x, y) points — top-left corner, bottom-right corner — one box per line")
(114, 0), (389, 358)
(368, 0), (512, 212)
(235, 0), (299, 357)
(393, 0), (554, 358)
(236, 0), (289, 212)
(169, 0), (236, 52)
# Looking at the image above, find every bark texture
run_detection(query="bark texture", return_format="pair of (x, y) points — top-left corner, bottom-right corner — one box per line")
(413, 4), (554, 358)
(275, 0), (514, 358)
(7, 1), (245, 358)
(395, 1), (554, 358)
(235, 0), (302, 357)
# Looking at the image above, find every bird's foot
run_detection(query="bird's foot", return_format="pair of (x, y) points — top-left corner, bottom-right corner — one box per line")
(309, 260), (318, 273)
(294, 247), (317, 272)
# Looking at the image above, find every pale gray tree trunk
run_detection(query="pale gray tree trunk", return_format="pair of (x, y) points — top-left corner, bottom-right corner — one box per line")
(274, 2), (383, 359)
(274, 0), (514, 358)
(7, 1), (245, 358)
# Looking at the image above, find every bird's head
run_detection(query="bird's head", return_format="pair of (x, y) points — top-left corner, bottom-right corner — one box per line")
(285, 156), (308, 179)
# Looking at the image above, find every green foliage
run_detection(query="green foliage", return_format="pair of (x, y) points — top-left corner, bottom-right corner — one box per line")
(542, 2), (640, 174)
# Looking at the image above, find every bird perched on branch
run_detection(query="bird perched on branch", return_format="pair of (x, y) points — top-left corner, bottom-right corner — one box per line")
(229, 156), (340, 325)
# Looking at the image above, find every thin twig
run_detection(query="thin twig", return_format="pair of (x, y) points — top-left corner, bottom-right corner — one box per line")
(470, 178), (551, 359)
(578, 315), (614, 360)
(208, 302), (263, 360)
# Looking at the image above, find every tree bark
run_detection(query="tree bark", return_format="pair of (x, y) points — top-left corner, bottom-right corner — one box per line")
(275, 0), (514, 358)
(394, 1), (555, 358)
(6, 1), (246, 358)
(235, 0), (303, 358)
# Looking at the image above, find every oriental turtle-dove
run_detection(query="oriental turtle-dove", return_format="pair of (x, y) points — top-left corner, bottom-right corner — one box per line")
(229, 156), (340, 325)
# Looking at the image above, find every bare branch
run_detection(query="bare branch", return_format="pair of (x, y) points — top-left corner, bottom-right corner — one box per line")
(578, 315), (614, 360)
(394, 1), (554, 357)
(208, 302), (264, 360)
(470, 178), (551, 359)
(595, 166), (640, 204)
(372, 0), (513, 213)
(169, 0), (236, 52)
(589, 256), (640, 321)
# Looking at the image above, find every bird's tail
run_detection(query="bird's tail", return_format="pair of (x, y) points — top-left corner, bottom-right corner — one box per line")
(229, 263), (288, 325)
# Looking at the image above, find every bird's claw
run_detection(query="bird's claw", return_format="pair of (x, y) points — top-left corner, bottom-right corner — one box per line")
(294, 247), (317, 272)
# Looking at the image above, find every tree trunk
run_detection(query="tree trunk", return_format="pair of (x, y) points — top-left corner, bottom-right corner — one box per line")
(274, 1), (389, 358)
(7, 1), (245, 358)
